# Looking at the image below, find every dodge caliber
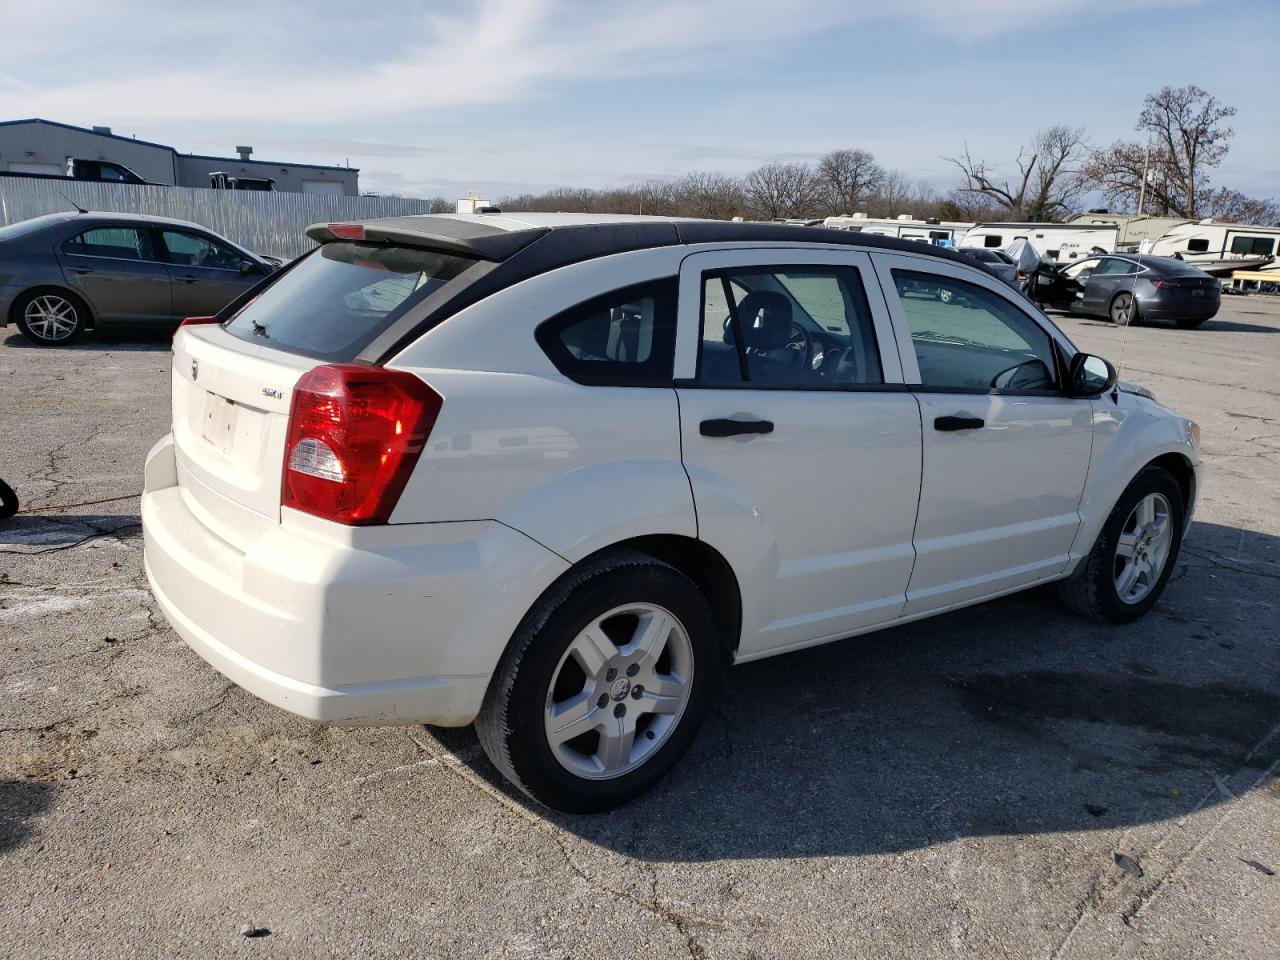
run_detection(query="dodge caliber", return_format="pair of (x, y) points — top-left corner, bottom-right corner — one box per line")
(143, 214), (1202, 811)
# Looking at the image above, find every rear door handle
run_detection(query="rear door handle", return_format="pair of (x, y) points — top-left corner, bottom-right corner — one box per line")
(934, 415), (985, 432)
(176, 275), (198, 283)
(700, 417), (774, 438)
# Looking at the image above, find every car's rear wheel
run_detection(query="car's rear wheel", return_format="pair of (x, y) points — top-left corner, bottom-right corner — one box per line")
(1109, 291), (1137, 326)
(1174, 315), (1207, 329)
(476, 550), (720, 813)
(1058, 466), (1185, 623)
(15, 289), (86, 345)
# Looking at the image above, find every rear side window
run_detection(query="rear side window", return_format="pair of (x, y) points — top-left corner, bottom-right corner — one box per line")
(1230, 235), (1275, 256)
(63, 227), (154, 261)
(983, 235), (1003, 248)
(1186, 238), (1210, 253)
(536, 279), (677, 386)
(224, 242), (477, 361)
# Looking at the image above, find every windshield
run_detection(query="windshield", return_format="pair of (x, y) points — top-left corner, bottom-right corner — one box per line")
(223, 241), (478, 360)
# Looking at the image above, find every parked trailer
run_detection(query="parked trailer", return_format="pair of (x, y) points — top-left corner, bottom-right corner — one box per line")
(959, 222), (1119, 262)
(823, 214), (972, 246)
(1069, 213), (1192, 252)
(1145, 219), (1280, 274)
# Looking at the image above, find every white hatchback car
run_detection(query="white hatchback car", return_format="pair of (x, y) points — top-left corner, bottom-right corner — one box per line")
(143, 214), (1201, 811)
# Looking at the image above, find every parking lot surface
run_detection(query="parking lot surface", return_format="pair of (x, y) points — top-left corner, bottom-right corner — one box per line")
(2, 297), (1278, 959)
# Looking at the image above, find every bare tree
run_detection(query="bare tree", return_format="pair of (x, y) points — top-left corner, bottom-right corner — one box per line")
(1083, 86), (1238, 219)
(815, 149), (885, 215)
(864, 169), (916, 218)
(946, 125), (1087, 221)
(743, 162), (823, 220)
(1203, 188), (1280, 226)
(676, 171), (747, 220)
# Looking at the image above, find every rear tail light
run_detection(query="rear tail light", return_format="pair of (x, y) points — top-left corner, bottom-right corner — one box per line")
(1150, 279), (1168, 289)
(173, 315), (219, 344)
(282, 365), (442, 525)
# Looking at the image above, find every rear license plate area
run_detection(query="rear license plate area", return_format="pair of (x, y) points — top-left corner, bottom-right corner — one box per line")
(200, 392), (239, 455)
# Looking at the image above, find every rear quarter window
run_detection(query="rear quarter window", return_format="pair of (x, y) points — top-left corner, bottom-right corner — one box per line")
(223, 242), (478, 361)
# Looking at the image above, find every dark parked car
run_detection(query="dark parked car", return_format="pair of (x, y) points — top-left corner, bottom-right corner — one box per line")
(0, 211), (276, 345)
(1027, 254), (1221, 328)
(955, 247), (1021, 290)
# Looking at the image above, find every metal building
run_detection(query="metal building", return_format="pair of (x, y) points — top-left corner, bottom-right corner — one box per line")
(0, 118), (359, 195)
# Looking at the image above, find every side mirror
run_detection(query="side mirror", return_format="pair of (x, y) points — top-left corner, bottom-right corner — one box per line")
(240, 259), (260, 275)
(1067, 352), (1117, 397)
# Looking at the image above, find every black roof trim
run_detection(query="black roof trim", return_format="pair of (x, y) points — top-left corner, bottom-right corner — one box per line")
(350, 217), (986, 364)
(181, 152), (358, 173)
(0, 117), (179, 153)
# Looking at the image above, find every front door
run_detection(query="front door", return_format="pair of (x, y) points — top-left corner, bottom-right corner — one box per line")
(156, 228), (258, 318)
(674, 248), (923, 658)
(58, 225), (172, 324)
(872, 252), (1094, 615)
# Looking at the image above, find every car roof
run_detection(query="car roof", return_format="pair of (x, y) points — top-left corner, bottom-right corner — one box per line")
(305, 212), (982, 269)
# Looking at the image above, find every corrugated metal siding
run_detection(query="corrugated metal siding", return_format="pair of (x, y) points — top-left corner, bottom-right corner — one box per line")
(0, 179), (431, 258)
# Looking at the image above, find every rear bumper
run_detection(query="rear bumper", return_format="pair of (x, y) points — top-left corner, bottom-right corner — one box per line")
(1138, 294), (1220, 321)
(141, 434), (568, 726)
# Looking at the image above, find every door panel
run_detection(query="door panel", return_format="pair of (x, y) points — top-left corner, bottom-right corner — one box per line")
(158, 229), (257, 318)
(872, 251), (1093, 614)
(58, 226), (172, 324)
(674, 248), (922, 658)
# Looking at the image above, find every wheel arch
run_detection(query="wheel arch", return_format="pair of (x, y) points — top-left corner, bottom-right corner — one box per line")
(9, 284), (96, 329)
(1146, 451), (1196, 530)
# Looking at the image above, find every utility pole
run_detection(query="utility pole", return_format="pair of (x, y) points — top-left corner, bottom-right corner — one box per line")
(1136, 145), (1150, 216)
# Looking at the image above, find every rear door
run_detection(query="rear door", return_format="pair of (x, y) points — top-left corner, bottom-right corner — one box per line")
(1081, 256), (1135, 315)
(58, 224), (172, 324)
(674, 248), (923, 658)
(872, 251), (1093, 615)
(156, 228), (259, 318)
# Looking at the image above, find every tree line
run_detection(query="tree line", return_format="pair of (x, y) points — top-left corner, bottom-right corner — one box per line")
(407, 86), (1277, 225)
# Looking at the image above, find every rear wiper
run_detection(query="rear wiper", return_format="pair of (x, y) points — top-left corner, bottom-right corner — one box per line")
(250, 319), (269, 338)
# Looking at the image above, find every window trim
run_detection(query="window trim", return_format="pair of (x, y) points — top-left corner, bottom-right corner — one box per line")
(534, 276), (679, 388)
(693, 262), (887, 391)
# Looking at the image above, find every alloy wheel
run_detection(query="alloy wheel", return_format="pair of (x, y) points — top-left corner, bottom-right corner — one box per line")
(1113, 492), (1173, 604)
(23, 295), (79, 341)
(543, 603), (694, 780)
(1111, 293), (1134, 325)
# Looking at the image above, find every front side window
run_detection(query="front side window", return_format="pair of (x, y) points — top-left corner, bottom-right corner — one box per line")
(160, 230), (242, 270)
(1062, 258), (1101, 280)
(892, 269), (1057, 393)
(63, 227), (154, 261)
(536, 279), (677, 386)
(698, 265), (883, 388)
(224, 242), (477, 360)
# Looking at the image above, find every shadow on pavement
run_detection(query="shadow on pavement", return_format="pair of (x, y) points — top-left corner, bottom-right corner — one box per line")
(442, 520), (1280, 861)
(2, 331), (171, 351)
(0, 781), (55, 854)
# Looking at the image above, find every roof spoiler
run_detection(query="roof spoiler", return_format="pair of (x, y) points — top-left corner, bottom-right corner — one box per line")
(305, 219), (548, 261)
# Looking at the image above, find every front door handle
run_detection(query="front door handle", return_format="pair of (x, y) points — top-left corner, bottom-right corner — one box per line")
(176, 275), (198, 284)
(934, 415), (985, 432)
(700, 417), (774, 438)
(68, 267), (93, 275)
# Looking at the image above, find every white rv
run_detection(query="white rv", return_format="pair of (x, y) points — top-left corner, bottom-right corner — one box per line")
(823, 213), (971, 247)
(1145, 219), (1280, 273)
(959, 222), (1119, 263)
(1069, 213), (1192, 252)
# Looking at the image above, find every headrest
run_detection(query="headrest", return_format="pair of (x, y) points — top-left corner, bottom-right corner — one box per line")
(731, 290), (792, 351)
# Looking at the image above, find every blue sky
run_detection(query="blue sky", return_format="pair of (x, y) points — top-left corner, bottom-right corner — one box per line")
(3, 0), (1277, 203)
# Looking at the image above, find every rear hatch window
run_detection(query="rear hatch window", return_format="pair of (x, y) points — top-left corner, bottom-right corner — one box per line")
(223, 241), (477, 361)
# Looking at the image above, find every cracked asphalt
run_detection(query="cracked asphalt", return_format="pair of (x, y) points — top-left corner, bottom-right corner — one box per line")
(1, 296), (1278, 959)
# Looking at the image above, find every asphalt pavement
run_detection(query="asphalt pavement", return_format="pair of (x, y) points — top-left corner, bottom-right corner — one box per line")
(1, 295), (1277, 959)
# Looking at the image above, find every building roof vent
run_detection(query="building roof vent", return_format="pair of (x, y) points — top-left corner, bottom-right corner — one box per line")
(236, 145), (254, 161)
(92, 126), (112, 136)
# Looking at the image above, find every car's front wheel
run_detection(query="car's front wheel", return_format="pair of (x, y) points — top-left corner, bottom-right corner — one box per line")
(1059, 465), (1185, 623)
(15, 289), (86, 345)
(476, 550), (720, 812)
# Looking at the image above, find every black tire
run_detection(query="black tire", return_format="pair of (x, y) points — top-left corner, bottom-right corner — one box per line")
(14, 289), (87, 345)
(1058, 466), (1185, 624)
(0, 478), (17, 520)
(1109, 291), (1137, 327)
(1174, 316), (1207, 329)
(476, 549), (721, 813)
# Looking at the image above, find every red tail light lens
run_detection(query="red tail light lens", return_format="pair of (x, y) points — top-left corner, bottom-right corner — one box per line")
(282, 365), (442, 525)
(1150, 279), (1167, 289)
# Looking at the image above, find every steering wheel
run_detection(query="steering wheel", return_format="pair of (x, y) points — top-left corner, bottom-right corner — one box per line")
(784, 322), (813, 368)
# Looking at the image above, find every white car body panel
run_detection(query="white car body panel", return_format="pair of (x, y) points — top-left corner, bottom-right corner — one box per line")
(141, 216), (1201, 729)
